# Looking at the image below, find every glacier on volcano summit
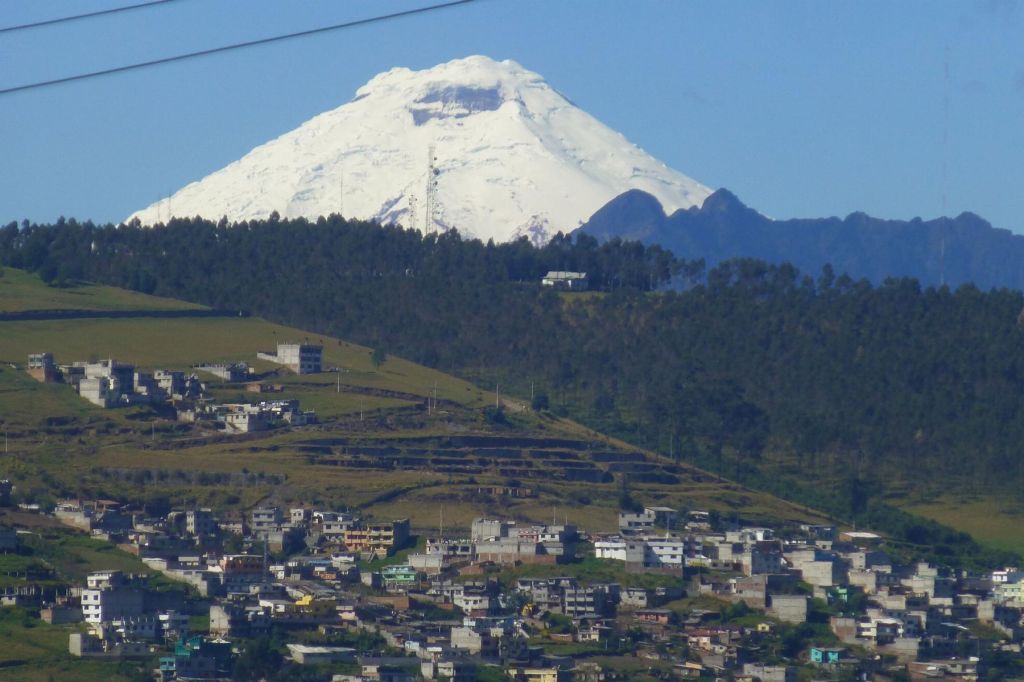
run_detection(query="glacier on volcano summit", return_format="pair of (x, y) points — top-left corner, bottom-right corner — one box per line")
(128, 56), (712, 244)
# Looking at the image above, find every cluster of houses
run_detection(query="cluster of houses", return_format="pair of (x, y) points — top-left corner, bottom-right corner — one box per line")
(27, 352), (203, 408)
(177, 399), (316, 433)
(24, 345), (318, 433)
(2, 491), (1024, 680)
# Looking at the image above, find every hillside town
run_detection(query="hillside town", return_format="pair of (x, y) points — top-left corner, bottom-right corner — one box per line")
(24, 344), (319, 433)
(5, 6), (1024, 682)
(1, 480), (1021, 681)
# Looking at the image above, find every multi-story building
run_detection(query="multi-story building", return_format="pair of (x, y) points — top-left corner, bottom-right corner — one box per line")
(381, 564), (419, 593)
(257, 343), (322, 374)
(250, 507), (283, 532)
(78, 375), (120, 408)
(618, 509), (656, 535)
(315, 511), (358, 536)
(81, 571), (144, 624)
(471, 518), (510, 542)
(995, 579), (1024, 604)
(561, 586), (609, 618)
(290, 508), (311, 526)
(213, 555), (265, 592)
(154, 370), (186, 396)
(343, 519), (410, 557)
(186, 509), (218, 538)
(209, 603), (271, 638)
(85, 358), (135, 392)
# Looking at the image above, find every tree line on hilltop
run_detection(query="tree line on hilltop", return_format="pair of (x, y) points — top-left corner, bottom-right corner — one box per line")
(3, 215), (1024, 566)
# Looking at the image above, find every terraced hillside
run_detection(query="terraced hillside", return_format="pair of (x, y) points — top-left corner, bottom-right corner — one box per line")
(289, 432), (732, 491)
(0, 268), (828, 532)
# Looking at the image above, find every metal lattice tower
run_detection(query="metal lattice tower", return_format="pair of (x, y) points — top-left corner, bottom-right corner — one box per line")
(425, 144), (437, 233)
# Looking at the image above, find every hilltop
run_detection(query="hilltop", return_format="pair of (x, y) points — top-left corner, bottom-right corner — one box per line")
(3, 219), (1023, 564)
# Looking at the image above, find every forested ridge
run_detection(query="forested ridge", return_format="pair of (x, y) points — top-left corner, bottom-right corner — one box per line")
(4, 216), (1024, 564)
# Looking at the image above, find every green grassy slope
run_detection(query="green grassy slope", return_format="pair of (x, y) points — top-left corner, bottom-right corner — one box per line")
(0, 266), (203, 312)
(0, 269), (830, 535)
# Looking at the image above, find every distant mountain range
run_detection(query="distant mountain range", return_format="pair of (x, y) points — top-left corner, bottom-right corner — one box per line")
(577, 189), (1024, 290)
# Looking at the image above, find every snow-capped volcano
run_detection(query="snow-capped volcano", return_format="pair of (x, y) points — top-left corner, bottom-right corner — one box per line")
(128, 56), (712, 243)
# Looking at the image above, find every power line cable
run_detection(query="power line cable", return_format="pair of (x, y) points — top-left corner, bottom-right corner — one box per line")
(0, 0), (188, 35)
(0, 0), (480, 96)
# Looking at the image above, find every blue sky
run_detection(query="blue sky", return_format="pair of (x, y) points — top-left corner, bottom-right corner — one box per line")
(1, 0), (1022, 232)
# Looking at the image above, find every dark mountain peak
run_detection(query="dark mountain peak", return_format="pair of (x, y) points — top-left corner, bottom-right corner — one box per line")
(952, 211), (991, 228)
(577, 189), (668, 242)
(691, 188), (765, 227)
(599, 189), (667, 220)
(700, 187), (748, 213)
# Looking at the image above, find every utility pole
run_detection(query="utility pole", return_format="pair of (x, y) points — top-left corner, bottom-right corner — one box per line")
(495, 384), (500, 409)
(337, 370), (341, 394)
(433, 381), (438, 412)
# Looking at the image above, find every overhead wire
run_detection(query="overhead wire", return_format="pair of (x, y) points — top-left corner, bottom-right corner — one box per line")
(0, 0), (481, 97)
(0, 0), (188, 35)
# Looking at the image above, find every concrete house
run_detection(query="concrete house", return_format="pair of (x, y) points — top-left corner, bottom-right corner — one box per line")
(257, 342), (322, 374)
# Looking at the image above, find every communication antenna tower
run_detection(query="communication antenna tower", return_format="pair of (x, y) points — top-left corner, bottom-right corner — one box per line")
(425, 144), (438, 233)
(408, 195), (418, 231)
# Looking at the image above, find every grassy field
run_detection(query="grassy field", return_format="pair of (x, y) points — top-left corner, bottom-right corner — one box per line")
(903, 496), (1024, 557)
(0, 266), (203, 312)
(0, 365), (94, 427)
